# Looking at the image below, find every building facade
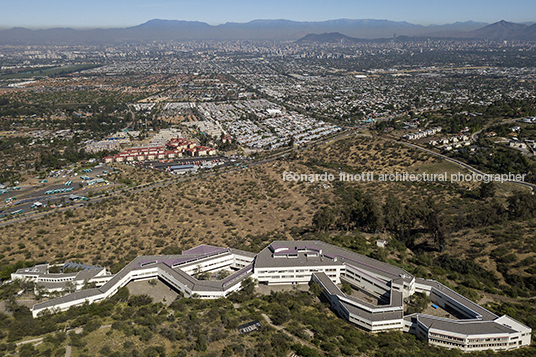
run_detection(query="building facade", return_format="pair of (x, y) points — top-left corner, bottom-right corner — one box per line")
(12, 241), (531, 352)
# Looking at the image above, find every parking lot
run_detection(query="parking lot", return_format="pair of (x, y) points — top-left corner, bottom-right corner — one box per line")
(0, 164), (114, 218)
(133, 156), (230, 172)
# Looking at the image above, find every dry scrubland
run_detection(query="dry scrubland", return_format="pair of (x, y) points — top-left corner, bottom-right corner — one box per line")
(0, 136), (523, 269)
(2, 135), (536, 357)
(0, 135), (533, 290)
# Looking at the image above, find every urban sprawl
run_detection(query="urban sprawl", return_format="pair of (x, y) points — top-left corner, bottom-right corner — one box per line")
(1, 37), (536, 353)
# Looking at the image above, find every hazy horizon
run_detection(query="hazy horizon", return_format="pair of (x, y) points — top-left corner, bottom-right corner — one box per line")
(0, 18), (535, 31)
(0, 0), (535, 29)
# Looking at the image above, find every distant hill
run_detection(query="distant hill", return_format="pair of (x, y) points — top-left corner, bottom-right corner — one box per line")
(297, 20), (536, 44)
(520, 23), (536, 40)
(216, 19), (425, 40)
(466, 20), (530, 40)
(0, 18), (536, 44)
(423, 20), (536, 41)
(296, 32), (365, 44)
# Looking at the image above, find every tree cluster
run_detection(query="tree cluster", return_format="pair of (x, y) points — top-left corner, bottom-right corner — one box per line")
(312, 184), (447, 250)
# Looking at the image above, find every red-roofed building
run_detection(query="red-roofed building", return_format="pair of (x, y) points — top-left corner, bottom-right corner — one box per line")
(183, 148), (196, 156)
(196, 146), (216, 156)
(167, 138), (196, 150)
(103, 142), (213, 163)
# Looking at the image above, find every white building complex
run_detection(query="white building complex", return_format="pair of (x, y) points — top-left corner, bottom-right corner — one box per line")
(11, 262), (112, 294)
(12, 241), (531, 352)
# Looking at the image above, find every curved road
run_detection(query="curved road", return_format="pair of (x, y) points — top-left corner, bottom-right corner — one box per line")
(398, 141), (536, 191)
(2, 127), (533, 227)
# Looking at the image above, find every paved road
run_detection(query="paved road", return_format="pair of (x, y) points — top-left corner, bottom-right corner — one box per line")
(0, 202), (86, 228)
(1, 129), (358, 226)
(0, 165), (114, 219)
(472, 118), (520, 142)
(2, 126), (533, 227)
(398, 140), (536, 191)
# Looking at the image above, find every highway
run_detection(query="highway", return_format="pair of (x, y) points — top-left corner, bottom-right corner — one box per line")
(0, 165), (115, 219)
(2, 125), (534, 227)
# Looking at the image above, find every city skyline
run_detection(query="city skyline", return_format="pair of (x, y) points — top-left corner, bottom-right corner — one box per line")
(0, 0), (535, 29)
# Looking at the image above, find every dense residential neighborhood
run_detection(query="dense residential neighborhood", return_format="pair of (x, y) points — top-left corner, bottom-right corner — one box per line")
(1, 24), (536, 356)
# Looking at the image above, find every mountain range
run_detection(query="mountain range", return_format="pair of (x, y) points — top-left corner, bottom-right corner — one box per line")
(0, 19), (535, 44)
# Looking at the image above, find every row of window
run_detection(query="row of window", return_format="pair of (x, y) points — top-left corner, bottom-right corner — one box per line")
(261, 273), (338, 280)
(373, 322), (402, 328)
(342, 272), (361, 283)
(173, 250), (229, 268)
(38, 277), (75, 283)
(430, 332), (464, 342)
(136, 270), (155, 276)
(359, 276), (388, 291)
(467, 343), (509, 349)
(430, 338), (463, 347)
(344, 269), (359, 277)
(468, 337), (508, 343)
(184, 258), (233, 273)
(257, 268), (334, 274)
(349, 315), (372, 328)
(274, 254), (298, 259)
(431, 339), (512, 350)
(258, 275), (315, 280)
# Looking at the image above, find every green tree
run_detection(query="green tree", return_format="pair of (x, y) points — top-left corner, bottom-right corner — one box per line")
(383, 195), (403, 232)
(479, 181), (496, 199)
(341, 282), (353, 295)
(423, 199), (446, 250)
(312, 207), (335, 232)
(309, 282), (323, 297)
(508, 190), (536, 220)
(353, 194), (383, 232)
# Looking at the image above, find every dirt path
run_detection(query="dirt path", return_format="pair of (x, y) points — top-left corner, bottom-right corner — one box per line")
(15, 337), (43, 346)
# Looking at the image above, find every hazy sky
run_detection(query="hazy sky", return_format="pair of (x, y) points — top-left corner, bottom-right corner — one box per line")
(0, 0), (535, 28)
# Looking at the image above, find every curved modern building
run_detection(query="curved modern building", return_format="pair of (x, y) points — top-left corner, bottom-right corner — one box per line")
(13, 241), (531, 352)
